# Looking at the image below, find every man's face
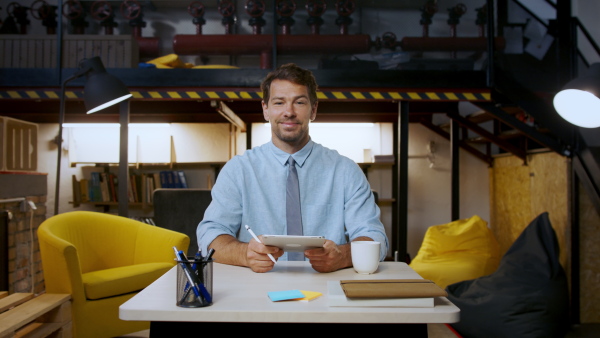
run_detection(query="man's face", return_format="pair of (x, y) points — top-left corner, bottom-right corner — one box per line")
(262, 79), (318, 152)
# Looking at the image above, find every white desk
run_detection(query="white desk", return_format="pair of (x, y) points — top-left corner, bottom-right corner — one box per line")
(120, 262), (459, 336)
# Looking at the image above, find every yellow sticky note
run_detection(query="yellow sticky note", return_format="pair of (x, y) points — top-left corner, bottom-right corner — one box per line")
(299, 290), (323, 302)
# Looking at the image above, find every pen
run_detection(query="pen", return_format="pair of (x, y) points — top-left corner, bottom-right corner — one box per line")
(204, 248), (215, 262)
(173, 247), (201, 300)
(186, 250), (203, 291)
(244, 225), (277, 264)
(178, 250), (212, 303)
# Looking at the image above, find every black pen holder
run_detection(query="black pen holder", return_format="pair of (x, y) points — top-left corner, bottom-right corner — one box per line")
(176, 258), (213, 308)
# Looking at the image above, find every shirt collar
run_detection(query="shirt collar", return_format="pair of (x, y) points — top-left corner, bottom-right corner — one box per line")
(269, 139), (314, 168)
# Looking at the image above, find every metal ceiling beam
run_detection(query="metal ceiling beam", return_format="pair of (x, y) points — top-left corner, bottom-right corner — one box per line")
(211, 100), (246, 132)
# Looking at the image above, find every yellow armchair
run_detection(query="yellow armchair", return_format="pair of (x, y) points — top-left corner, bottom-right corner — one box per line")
(38, 211), (190, 338)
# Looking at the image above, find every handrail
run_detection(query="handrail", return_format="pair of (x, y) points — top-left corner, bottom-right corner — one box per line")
(511, 0), (549, 28)
(573, 17), (600, 67)
(544, 0), (557, 9)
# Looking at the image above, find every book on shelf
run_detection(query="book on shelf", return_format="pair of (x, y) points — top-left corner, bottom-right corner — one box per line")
(153, 173), (162, 189)
(146, 174), (156, 203)
(172, 171), (180, 188)
(90, 172), (102, 202)
(177, 170), (188, 188)
(127, 175), (136, 203)
(80, 178), (89, 203)
(159, 171), (170, 188)
(74, 169), (193, 206)
(109, 173), (118, 202)
(99, 173), (110, 202)
(131, 173), (142, 203)
(72, 175), (81, 206)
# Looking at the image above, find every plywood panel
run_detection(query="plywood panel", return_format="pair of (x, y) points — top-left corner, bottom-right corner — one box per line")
(489, 155), (532, 255)
(579, 182), (600, 323)
(489, 153), (569, 269)
(529, 152), (569, 270)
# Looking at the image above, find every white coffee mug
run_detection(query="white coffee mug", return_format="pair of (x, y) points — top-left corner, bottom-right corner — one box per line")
(350, 241), (381, 274)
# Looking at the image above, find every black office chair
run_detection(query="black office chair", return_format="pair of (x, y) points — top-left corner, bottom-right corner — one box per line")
(153, 188), (212, 256)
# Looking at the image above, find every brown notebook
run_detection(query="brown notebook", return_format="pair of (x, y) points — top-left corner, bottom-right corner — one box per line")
(339, 279), (448, 298)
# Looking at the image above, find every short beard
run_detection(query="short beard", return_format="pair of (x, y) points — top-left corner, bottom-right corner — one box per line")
(272, 124), (308, 145)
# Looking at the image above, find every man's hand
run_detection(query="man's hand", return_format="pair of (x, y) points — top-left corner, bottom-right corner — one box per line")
(246, 236), (283, 273)
(209, 234), (282, 273)
(304, 240), (352, 273)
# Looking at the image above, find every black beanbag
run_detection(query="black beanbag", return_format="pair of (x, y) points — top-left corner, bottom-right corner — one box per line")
(447, 212), (570, 338)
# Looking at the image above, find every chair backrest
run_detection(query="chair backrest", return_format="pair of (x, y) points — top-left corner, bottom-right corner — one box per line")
(40, 211), (147, 273)
(153, 189), (212, 256)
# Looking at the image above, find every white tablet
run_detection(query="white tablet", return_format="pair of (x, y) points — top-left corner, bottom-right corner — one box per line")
(262, 235), (326, 252)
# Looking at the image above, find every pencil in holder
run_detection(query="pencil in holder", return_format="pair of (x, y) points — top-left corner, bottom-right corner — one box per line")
(176, 257), (213, 308)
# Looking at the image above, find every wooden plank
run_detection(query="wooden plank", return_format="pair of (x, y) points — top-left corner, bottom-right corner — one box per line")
(34, 39), (43, 68)
(17, 322), (64, 338)
(0, 293), (34, 314)
(76, 39), (85, 65)
(27, 40), (35, 68)
(0, 292), (7, 299)
(85, 40), (94, 63)
(117, 37), (124, 66)
(102, 40), (110, 67)
(10, 40), (21, 68)
(0, 294), (70, 337)
(0, 40), (5, 67)
(18, 40), (27, 68)
(42, 39), (49, 68)
(0, 35), (136, 68)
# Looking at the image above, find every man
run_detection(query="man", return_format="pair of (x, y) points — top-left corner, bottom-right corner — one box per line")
(197, 63), (388, 273)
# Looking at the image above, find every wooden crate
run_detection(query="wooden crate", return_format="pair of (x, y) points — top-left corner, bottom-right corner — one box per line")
(0, 117), (38, 172)
(0, 292), (72, 338)
(0, 34), (139, 68)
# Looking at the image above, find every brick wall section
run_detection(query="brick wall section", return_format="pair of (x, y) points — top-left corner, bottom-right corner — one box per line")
(1, 195), (46, 294)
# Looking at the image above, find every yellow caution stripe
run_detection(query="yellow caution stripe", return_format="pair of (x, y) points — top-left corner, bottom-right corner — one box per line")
(0, 89), (491, 101)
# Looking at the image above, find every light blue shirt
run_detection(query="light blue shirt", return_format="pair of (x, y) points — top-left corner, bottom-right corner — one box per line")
(197, 139), (389, 261)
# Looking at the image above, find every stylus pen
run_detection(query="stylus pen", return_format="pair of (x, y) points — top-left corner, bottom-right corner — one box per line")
(245, 225), (277, 264)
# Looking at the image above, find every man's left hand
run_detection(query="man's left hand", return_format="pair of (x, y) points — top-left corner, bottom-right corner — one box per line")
(304, 240), (351, 273)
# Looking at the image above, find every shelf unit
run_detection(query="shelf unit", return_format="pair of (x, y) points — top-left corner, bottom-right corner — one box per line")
(70, 161), (225, 211)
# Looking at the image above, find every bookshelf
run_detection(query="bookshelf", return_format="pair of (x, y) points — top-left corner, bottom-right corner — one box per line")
(70, 162), (225, 211)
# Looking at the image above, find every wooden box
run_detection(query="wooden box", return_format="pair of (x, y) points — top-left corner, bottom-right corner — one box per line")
(0, 116), (38, 171)
(0, 34), (139, 68)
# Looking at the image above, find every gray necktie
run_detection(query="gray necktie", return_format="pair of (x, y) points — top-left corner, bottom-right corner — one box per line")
(286, 156), (304, 261)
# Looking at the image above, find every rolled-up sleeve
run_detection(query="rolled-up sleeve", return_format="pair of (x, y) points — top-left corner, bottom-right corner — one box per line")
(196, 161), (242, 254)
(343, 162), (390, 261)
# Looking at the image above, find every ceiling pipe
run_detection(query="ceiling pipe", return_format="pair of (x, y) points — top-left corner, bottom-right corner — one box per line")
(172, 34), (372, 69)
(121, 0), (160, 58)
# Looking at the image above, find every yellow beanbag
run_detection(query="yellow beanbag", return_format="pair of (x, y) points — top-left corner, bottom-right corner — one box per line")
(409, 215), (500, 289)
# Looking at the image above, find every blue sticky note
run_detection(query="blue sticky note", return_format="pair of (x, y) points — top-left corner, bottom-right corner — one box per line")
(268, 289), (305, 302)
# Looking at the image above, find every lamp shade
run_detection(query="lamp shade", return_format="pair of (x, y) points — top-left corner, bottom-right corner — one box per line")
(553, 63), (600, 128)
(81, 57), (132, 114)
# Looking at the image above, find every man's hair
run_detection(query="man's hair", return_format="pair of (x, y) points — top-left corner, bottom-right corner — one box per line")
(261, 63), (318, 105)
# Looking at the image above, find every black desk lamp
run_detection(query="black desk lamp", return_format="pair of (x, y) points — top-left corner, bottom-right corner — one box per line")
(553, 63), (600, 128)
(55, 56), (132, 216)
